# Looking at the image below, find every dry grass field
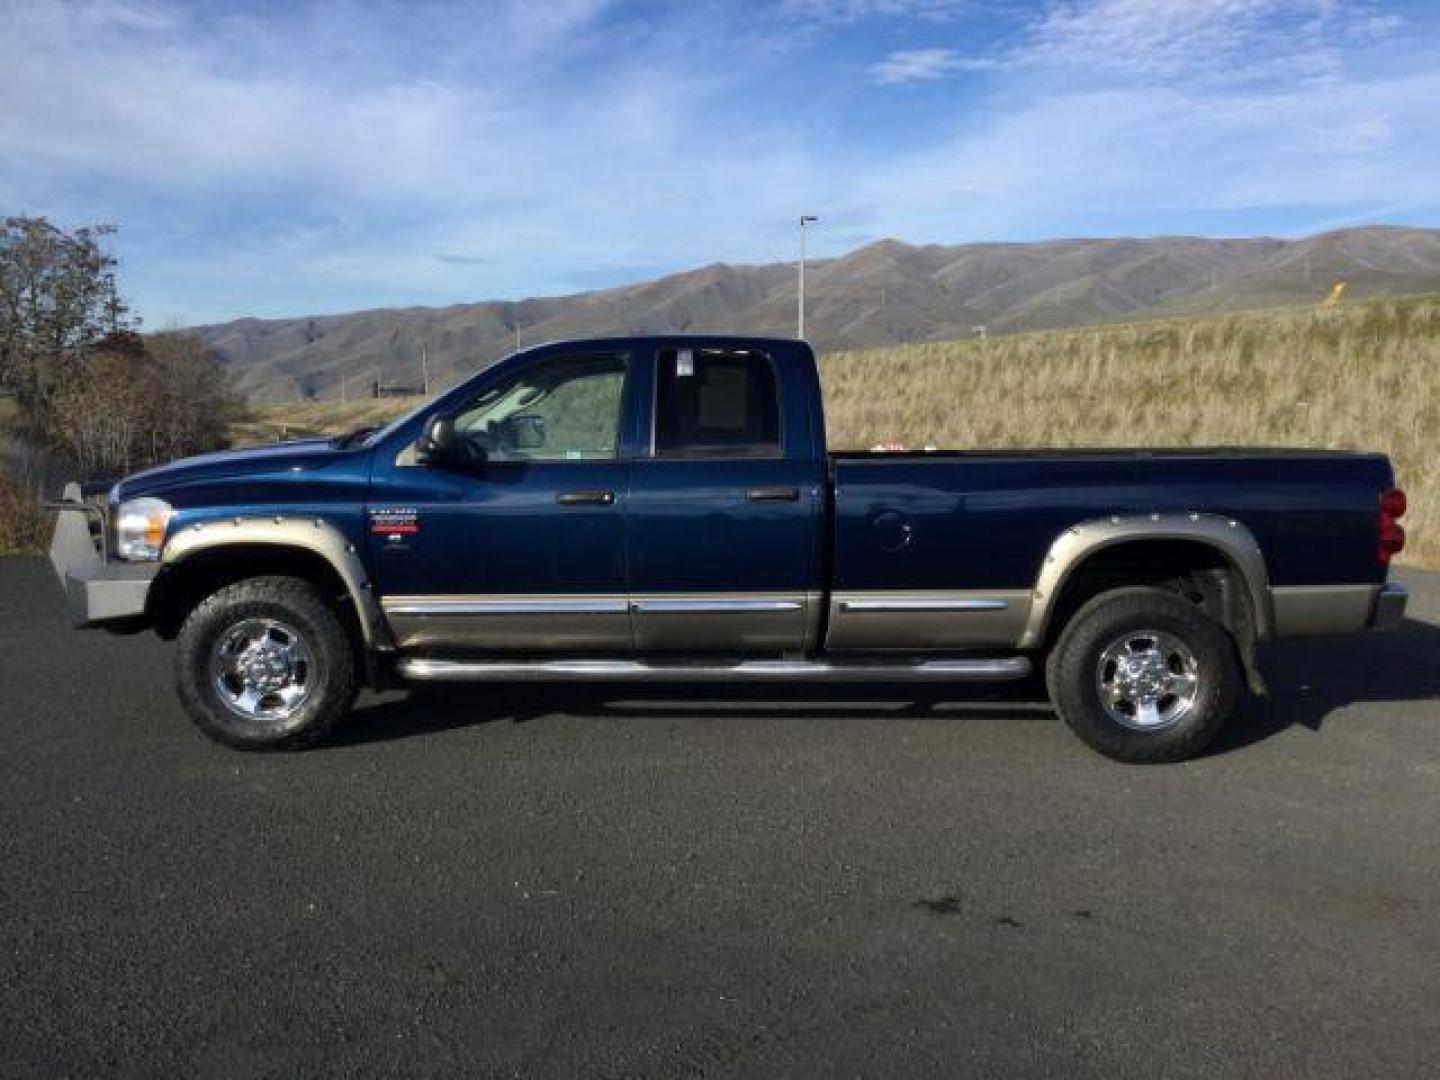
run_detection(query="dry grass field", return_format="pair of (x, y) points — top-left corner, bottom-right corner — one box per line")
(247, 293), (1439, 567)
(229, 398), (414, 446)
(821, 295), (1439, 566)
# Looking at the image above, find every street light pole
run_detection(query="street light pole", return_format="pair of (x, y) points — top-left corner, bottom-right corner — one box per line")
(797, 214), (818, 339)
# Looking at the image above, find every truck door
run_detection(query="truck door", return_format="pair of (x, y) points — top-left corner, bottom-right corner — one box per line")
(625, 343), (825, 652)
(368, 349), (634, 651)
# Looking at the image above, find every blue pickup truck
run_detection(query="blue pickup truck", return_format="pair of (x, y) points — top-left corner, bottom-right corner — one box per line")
(50, 335), (1408, 761)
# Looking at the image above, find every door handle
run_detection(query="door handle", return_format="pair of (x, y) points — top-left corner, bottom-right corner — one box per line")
(747, 485), (799, 502)
(556, 489), (615, 506)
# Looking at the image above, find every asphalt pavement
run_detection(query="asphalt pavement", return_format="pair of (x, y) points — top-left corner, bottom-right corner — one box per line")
(2, 558), (1438, 1078)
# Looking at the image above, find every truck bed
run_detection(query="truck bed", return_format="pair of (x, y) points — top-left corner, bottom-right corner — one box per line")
(829, 448), (1393, 593)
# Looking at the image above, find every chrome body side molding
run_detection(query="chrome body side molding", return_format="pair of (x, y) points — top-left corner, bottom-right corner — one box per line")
(380, 592), (815, 652)
(384, 597), (630, 617)
(825, 590), (1032, 651)
(1019, 513), (1273, 649)
(382, 593), (632, 651)
(164, 517), (391, 648)
(629, 592), (814, 652)
(398, 655), (1033, 683)
(632, 598), (803, 613)
(839, 597), (1010, 613)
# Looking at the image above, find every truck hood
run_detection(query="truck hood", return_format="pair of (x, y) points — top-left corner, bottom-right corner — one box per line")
(111, 438), (352, 501)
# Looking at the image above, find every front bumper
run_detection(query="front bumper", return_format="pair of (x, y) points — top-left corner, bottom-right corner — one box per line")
(1371, 582), (1408, 631)
(49, 483), (156, 627)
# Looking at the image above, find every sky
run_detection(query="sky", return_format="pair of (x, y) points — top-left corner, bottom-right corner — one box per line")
(2, 0), (1438, 327)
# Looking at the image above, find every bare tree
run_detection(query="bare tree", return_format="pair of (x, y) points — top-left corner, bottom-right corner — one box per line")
(141, 332), (246, 465)
(0, 216), (134, 420)
(47, 333), (242, 477)
(0, 218), (246, 547)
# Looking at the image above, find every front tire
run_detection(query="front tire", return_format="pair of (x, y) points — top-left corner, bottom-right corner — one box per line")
(174, 576), (358, 750)
(1046, 586), (1241, 763)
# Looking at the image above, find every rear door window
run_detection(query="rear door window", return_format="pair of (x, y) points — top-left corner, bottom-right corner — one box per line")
(653, 348), (781, 459)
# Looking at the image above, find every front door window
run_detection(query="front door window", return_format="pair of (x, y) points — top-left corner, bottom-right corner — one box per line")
(454, 352), (627, 462)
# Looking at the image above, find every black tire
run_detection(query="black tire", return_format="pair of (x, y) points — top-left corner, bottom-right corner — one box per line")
(174, 575), (357, 750)
(1046, 586), (1241, 763)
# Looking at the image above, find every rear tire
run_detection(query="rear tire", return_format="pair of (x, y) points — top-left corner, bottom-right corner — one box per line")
(1046, 586), (1240, 763)
(174, 575), (357, 750)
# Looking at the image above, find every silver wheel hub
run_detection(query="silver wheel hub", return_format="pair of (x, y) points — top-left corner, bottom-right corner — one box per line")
(210, 618), (316, 728)
(1096, 630), (1200, 731)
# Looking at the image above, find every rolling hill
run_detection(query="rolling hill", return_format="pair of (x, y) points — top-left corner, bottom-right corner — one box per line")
(193, 226), (1440, 402)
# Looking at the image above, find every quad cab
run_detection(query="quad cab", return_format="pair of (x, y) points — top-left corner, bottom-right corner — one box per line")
(50, 336), (1408, 762)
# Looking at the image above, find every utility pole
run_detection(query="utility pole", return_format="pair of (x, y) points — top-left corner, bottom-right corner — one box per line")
(340, 370), (364, 403)
(797, 214), (818, 339)
(420, 341), (430, 395)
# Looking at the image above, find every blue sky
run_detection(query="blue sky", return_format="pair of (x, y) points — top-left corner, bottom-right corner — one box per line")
(3, 0), (1437, 326)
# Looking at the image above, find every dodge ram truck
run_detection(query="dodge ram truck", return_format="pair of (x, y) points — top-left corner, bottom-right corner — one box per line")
(49, 335), (1409, 762)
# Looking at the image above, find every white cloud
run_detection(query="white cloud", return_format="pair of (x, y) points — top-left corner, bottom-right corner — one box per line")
(1023, 0), (1318, 77)
(1, 0), (1435, 325)
(846, 0), (1426, 248)
(983, 0), (1410, 89)
(0, 0), (626, 199)
(869, 47), (996, 84)
(780, 0), (969, 23)
(860, 0), (1404, 91)
(0, 0), (837, 319)
(850, 68), (1440, 239)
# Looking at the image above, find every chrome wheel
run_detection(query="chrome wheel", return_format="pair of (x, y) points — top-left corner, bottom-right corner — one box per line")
(209, 618), (317, 729)
(1095, 630), (1200, 732)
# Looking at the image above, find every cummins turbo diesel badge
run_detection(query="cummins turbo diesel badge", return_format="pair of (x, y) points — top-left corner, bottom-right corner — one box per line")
(370, 507), (419, 536)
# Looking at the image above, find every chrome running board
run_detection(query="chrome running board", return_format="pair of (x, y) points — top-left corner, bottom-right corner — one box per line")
(397, 656), (1032, 683)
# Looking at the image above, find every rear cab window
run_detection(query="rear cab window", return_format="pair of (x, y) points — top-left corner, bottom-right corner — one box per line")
(653, 347), (781, 459)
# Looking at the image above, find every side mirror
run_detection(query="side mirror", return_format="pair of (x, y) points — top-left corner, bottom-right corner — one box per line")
(511, 414), (547, 450)
(416, 415), (458, 464)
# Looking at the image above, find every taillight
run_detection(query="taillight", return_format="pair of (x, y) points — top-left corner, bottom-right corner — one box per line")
(1379, 486), (1406, 565)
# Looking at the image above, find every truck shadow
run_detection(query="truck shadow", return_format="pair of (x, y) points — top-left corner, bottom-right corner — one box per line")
(333, 617), (1440, 756)
(1210, 615), (1440, 755)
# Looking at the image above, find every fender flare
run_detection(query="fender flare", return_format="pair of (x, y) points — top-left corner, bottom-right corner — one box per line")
(161, 516), (393, 649)
(1018, 513), (1273, 649)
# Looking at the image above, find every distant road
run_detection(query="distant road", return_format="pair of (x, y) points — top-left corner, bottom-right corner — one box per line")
(2, 559), (1438, 1077)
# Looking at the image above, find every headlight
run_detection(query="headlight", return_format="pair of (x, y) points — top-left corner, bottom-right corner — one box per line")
(114, 497), (173, 561)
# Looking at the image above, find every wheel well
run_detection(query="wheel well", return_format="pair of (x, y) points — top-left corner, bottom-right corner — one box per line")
(149, 544), (356, 641)
(1043, 538), (1257, 660)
